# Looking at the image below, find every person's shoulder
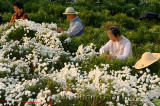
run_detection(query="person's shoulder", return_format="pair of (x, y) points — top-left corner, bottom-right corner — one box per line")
(123, 36), (131, 42)
(124, 36), (132, 45)
(108, 40), (113, 43)
(105, 40), (112, 45)
(75, 21), (83, 25)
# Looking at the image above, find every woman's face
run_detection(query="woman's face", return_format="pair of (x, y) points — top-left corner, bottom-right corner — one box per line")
(107, 31), (117, 41)
(14, 6), (22, 14)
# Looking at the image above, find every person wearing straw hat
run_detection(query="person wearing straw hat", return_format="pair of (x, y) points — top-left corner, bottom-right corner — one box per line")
(135, 52), (160, 69)
(99, 26), (132, 60)
(57, 7), (84, 37)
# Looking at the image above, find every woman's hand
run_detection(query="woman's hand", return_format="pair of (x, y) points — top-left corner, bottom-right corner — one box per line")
(57, 27), (64, 33)
(102, 52), (108, 58)
(107, 55), (113, 60)
(102, 52), (114, 60)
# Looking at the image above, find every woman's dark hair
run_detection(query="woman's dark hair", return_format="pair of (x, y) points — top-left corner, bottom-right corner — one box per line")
(108, 26), (121, 37)
(13, 2), (24, 9)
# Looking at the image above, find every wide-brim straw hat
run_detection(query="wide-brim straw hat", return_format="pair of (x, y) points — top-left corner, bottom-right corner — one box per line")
(135, 52), (160, 69)
(63, 7), (78, 14)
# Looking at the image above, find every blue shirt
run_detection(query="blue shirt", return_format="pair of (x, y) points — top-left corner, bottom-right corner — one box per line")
(65, 16), (84, 37)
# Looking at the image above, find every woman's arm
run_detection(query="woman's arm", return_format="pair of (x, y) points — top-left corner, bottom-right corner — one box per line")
(99, 40), (111, 54)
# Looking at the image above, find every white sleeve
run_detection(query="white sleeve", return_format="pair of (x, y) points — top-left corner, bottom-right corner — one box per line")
(117, 42), (131, 60)
(66, 22), (83, 36)
(99, 41), (111, 54)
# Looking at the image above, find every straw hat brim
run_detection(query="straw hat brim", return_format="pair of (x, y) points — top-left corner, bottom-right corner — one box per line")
(135, 53), (160, 69)
(152, 53), (160, 58)
(63, 12), (78, 14)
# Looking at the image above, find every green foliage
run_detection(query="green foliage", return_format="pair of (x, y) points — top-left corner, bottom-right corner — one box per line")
(29, 9), (53, 23)
(58, 26), (109, 53)
(79, 9), (110, 28)
(24, 2), (42, 13)
(10, 0), (39, 4)
(125, 26), (159, 44)
(7, 27), (36, 41)
(0, 0), (13, 13)
(25, 78), (49, 98)
(79, 55), (137, 74)
(122, 3), (140, 18)
(50, 0), (68, 5)
(113, 13), (140, 29)
(133, 43), (160, 58)
(145, 0), (160, 13)
(25, 76), (65, 100)
(102, 0), (141, 16)
(124, 0), (141, 6)
(53, 54), (71, 70)
(58, 34), (81, 53)
(47, 4), (66, 22)
(1, 13), (12, 23)
(0, 72), (8, 78)
(76, 0), (105, 5)
(74, 26), (109, 51)
(139, 18), (160, 29)
(3, 42), (30, 60)
(152, 99), (160, 106)
(102, 1), (123, 16)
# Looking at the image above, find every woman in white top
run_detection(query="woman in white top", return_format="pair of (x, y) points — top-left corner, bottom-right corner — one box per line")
(99, 26), (132, 60)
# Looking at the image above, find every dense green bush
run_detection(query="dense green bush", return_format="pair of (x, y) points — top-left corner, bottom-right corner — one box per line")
(24, 2), (42, 13)
(47, 4), (66, 22)
(79, 9), (110, 28)
(113, 13), (140, 29)
(122, 3), (140, 18)
(79, 55), (138, 73)
(125, 26), (159, 44)
(10, 0), (39, 4)
(50, 0), (68, 5)
(58, 34), (81, 53)
(0, 0), (13, 13)
(7, 27), (36, 42)
(79, 54), (160, 77)
(102, 1), (122, 16)
(139, 18), (160, 29)
(1, 12), (12, 23)
(75, 26), (109, 51)
(146, 0), (160, 13)
(29, 9), (53, 23)
(150, 25), (160, 33)
(133, 43), (160, 57)
(124, 0), (141, 6)
(152, 99), (160, 106)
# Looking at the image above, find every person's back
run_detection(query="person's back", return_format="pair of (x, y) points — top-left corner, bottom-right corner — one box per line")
(68, 16), (84, 36)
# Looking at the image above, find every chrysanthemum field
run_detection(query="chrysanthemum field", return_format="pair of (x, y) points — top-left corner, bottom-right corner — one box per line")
(0, 19), (159, 106)
(0, 0), (160, 106)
